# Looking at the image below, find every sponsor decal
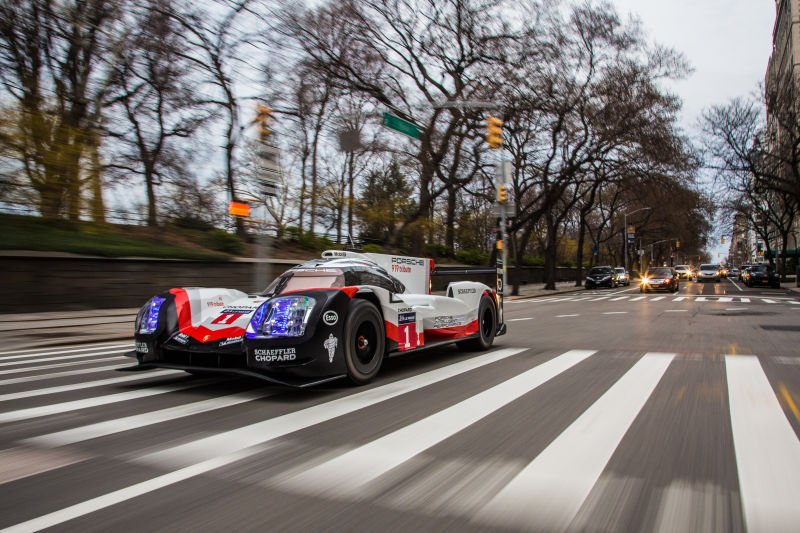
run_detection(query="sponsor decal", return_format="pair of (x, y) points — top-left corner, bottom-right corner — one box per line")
(322, 310), (338, 326)
(324, 334), (338, 363)
(173, 333), (190, 345)
(220, 307), (258, 314)
(298, 268), (339, 273)
(391, 257), (425, 266)
(218, 336), (243, 347)
(397, 307), (413, 313)
(135, 341), (149, 353)
(206, 298), (225, 308)
(254, 347), (296, 363)
(211, 308), (256, 325)
(329, 251), (347, 257)
(457, 288), (477, 295)
(433, 315), (464, 329)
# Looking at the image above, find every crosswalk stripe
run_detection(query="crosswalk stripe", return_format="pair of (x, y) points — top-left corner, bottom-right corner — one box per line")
(761, 298), (776, 304)
(609, 296), (629, 301)
(280, 350), (597, 498)
(718, 297), (733, 303)
(1, 348), (528, 532)
(0, 350), (129, 368)
(26, 389), (275, 447)
(589, 296), (610, 302)
(0, 344), (131, 361)
(629, 296), (646, 301)
(0, 381), (213, 424)
(788, 300), (800, 305)
(506, 318), (534, 322)
(695, 297), (708, 302)
(726, 355), (800, 532)
(0, 364), (126, 386)
(0, 357), (122, 376)
(651, 296), (665, 301)
(739, 298), (750, 303)
(136, 347), (528, 469)
(672, 297), (686, 301)
(0, 342), (131, 358)
(0, 370), (179, 403)
(474, 352), (675, 531)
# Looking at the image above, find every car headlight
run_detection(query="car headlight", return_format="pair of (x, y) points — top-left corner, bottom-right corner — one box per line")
(246, 296), (316, 338)
(642, 277), (650, 284)
(136, 296), (166, 334)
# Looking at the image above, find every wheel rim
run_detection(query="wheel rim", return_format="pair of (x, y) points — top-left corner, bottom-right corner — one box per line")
(480, 306), (494, 339)
(354, 320), (379, 367)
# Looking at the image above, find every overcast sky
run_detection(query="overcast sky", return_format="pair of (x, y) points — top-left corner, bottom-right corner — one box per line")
(611, 1), (776, 262)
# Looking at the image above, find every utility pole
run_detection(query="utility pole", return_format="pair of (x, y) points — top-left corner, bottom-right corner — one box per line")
(623, 207), (652, 273)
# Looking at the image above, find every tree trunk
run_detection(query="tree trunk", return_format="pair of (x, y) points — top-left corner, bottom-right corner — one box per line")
(88, 129), (105, 223)
(575, 211), (587, 286)
(543, 213), (558, 290)
(444, 184), (457, 251)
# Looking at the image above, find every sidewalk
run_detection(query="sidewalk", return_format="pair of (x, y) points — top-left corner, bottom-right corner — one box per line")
(0, 282), (585, 350)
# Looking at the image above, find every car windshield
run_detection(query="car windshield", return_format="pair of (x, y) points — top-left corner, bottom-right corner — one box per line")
(700, 264), (717, 270)
(615, 268), (625, 274)
(751, 265), (768, 272)
(675, 265), (688, 271)
(648, 268), (672, 277)
(589, 267), (612, 275)
(263, 269), (345, 295)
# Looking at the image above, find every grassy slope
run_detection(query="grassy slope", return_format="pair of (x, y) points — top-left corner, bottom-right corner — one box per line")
(0, 214), (231, 261)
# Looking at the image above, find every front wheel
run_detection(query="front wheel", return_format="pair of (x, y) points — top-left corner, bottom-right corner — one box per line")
(457, 294), (497, 352)
(343, 299), (385, 385)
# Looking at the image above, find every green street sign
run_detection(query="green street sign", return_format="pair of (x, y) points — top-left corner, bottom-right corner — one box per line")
(382, 112), (421, 140)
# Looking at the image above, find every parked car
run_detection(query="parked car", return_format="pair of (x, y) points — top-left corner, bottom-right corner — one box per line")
(641, 267), (680, 293)
(585, 266), (617, 289)
(674, 265), (692, 280)
(744, 264), (781, 288)
(729, 267), (740, 278)
(697, 264), (721, 283)
(613, 267), (630, 286)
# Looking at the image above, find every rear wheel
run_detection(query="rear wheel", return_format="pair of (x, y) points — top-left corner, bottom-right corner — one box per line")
(343, 299), (385, 385)
(457, 294), (497, 351)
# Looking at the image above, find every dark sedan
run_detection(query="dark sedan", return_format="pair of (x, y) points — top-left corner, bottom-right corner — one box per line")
(640, 267), (679, 293)
(585, 266), (617, 289)
(745, 264), (780, 288)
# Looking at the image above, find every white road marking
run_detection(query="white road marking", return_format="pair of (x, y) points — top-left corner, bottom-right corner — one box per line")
(589, 296), (610, 302)
(0, 342), (131, 358)
(665, 310), (687, 313)
(629, 296), (646, 301)
(0, 364), (126, 386)
(280, 350), (597, 498)
(0, 381), (212, 424)
(0, 350), (130, 368)
(695, 297), (708, 302)
(568, 297), (591, 302)
(137, 347), (528, 468)
(555, 314), (579, 318)
(761, 298), (777, 304)
(0, 370), (179, 403)
(609, 296), (630, 301)
(788, 301), (800, 305)
(0, 357), (123, 376)
(718, 297), (733, 303)
(0, 447), (261, 533)
(602, 312), (628, 315)
(650, 296), (665, 301)
(672, 297), (686, 302)
(726, 355), (800, 533)
(728, 278), (744, 292)
(474, 353), (675, 531)
(2, 348), (530, 532)
(725, 308), (747, 311)
(506, 318), (534, 322)
(27, 389), (275, 447)
(739, 298), (751, 303)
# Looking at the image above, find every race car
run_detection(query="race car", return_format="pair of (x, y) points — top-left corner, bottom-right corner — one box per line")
(124, 250), (506, 387)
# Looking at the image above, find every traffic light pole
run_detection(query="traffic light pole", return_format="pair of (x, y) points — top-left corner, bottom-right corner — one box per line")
(498, 159), (508, 325)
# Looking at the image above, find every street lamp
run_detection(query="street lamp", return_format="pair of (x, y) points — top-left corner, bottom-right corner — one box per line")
(623, 207), (652, 274)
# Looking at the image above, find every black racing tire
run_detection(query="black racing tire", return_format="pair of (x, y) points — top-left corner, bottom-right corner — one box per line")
(457, 294), (497, 352)
(343, 299), (385, 385)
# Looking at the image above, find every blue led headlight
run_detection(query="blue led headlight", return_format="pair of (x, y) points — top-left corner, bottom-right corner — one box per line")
(136, 296), (166, 334)
(246, 296), (316, 338)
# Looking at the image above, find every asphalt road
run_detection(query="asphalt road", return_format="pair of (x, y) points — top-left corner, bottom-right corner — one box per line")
(1, 278), (799, 532)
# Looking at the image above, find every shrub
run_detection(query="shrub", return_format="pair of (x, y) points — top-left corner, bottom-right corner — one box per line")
(361, 243), (385, 254)
(455, 248), (489, 265)
(207, 229), (245, 255)
(522, 255), (545, 266)
(424, 243), (453, 258)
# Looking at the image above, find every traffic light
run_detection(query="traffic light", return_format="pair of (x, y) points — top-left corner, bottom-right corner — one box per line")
(497, 184), (508, 204)
(255, 104), (273, 139)
(486, 115), (503, 149)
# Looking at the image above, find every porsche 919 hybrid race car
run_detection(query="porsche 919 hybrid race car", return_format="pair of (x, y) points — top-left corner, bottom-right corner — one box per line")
(125, 250), (506, 387)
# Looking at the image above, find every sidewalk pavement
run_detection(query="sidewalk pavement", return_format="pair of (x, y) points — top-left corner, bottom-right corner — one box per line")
(0, 282), (587, 351)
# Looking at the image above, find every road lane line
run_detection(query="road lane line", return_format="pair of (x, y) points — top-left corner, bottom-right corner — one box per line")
(26, 389), (275, 447)
(0, 350), (129, 368)
(0, 343), (131, 358)
(728, 278), (744, 292)
(726, 356), (800, 533)
(0, 381), (213, 424)
(602, 312), (628, 315)
(778, 383), (800, 424)
(474, 353), (675, 531)
(555, 314), (579, 318)
(1, 348), (530, 531)
(664, 310), (687, 313)
(609, 296), (630, 301)
(0, 357), (122, 376)
(788, 301), (800, 305)
(506, 318), (534, 322)
(568, 297), (591, 302)
(137, 347), (529, 468)
(0, 346), (131, 363)
(280, 350), (597, 498)
(0, 364), (127, 386)
(0, 370), (180, 403)
(725, 308), (747, 311)
(760, 298), (777, 304)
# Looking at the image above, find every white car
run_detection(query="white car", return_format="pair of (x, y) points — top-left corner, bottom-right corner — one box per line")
(697, 263), (720, 283)
(674, 265), (692, 280)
